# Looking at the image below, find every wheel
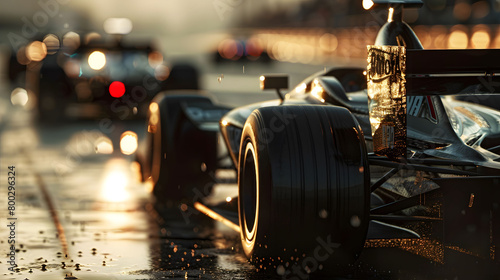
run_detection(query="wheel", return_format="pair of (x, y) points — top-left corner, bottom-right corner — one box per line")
(147, 94), (218, 202)
(238, 105), (370, 274)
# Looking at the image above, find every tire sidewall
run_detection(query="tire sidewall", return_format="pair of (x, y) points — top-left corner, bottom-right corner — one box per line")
(239, 112), (275, 260)
(238, 105), (370, 268)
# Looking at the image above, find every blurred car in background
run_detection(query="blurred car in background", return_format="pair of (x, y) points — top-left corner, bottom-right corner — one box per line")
(8, 31), (200, 123)
(40, 34), (169, 122)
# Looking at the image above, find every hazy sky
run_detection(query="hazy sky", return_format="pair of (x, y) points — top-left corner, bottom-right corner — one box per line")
(1, 0), (307, 55)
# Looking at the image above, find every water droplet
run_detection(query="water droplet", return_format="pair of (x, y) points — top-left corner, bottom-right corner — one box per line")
(319, 209), (328, 219)
(350, 215), (361, 227)
(217, 74), (224, 83)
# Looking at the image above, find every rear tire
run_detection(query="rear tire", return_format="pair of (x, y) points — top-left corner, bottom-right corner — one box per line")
(238, 105), (370, 274)
(148, 94), (218, 202)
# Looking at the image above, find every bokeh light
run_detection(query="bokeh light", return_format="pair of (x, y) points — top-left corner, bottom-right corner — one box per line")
(26, 41), (47, 62)
(319, 33), (338, 53)
(62, 31), (80, 54)
(148, 51), (163, 68)
(453, 2), (471, 21)
(218, 39), (244, 60)
(103, 18), (133, 35)
(16, 46), (30, 65)
(109, 81), (125, 98)
(362, 0), (374, 10)
(88, 51), (106, 70)
(85, 32), (102, 44)
(10, 88), (29, 107)
(430, 25), (448, 48)
(154, 65), (170, 81)
(448, 27), (468, 49)
(472, 1), (490, 19)
(43, 34), (60, 55)
(95, 136), (114, 154)
(149, 102), (159, 114)
(471, 25), (491, 49)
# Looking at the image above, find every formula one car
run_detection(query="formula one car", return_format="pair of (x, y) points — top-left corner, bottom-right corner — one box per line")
(15, 33), (196, 122)
(140, 0), (500, 276)
(37, 37), (165, 121)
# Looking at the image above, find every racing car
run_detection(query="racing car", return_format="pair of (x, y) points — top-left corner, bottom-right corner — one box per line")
(15, 32), (197, 122)
(37, 36), (166, 122)
(139, 0), (500, 276)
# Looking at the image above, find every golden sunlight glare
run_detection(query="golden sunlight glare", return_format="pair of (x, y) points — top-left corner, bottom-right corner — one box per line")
(100, 159), (131, 203)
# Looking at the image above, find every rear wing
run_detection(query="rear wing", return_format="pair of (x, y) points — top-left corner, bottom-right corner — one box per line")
(367, 46), (500, 159)
(406, 49), (500, 96)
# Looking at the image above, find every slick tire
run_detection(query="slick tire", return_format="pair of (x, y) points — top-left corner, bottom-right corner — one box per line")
(148, 94), (217, 202)
(238, 105), (370, 272)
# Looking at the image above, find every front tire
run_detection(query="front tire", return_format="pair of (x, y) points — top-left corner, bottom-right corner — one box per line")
(238, 105), (370, 273)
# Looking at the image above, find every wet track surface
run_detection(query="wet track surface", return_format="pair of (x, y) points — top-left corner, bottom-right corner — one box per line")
(0, 102), (261, 280)
(1, 62), (500, 280)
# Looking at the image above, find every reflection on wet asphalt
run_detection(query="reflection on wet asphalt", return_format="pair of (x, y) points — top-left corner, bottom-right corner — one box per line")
(141, 203), (271, 280)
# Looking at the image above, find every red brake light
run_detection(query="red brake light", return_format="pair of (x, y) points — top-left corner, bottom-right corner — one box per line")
(109, 81), (125, 98)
